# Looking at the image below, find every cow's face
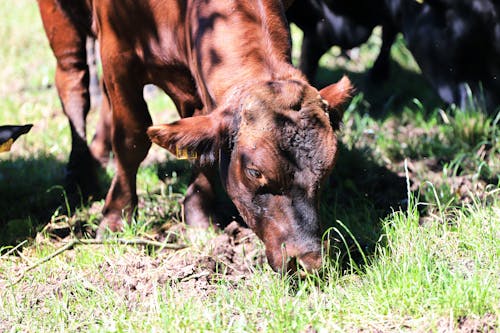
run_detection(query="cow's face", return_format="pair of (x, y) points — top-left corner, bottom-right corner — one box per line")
(148, 77), (352, 273)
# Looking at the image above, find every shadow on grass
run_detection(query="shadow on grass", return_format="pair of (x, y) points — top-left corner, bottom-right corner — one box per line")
(320, 143), (408, 269)
(155, 159), (192, 194)
(0, 156), (110, 246)
(314, 58), (443, 117)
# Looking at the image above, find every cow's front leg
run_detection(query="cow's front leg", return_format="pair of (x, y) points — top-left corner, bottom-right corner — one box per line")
(298, 33), (328, 83)
(98, 63), (152, 237)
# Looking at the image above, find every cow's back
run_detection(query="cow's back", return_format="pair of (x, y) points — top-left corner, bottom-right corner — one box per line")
(94, 0), (188, 68)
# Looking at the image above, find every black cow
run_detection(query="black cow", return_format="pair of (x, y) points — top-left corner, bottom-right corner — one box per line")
(290, 0), (500, 111)
(389, 0), (500, 110)
(287, 0), (397, 82)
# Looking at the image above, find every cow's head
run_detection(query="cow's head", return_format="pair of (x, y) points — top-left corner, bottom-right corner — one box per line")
(148, 76), (352, 273)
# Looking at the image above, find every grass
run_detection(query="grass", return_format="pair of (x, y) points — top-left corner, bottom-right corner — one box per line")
(1, 192), (498, 332)
(1, 1), (499, 332)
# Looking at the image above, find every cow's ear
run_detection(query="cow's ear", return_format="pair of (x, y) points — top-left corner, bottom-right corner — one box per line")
(147, 112), (229, 165)
(319, 76), (353, 130)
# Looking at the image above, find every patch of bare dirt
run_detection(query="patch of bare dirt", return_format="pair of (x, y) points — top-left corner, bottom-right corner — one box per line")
(400, 158), (490, 202)
(90, 222), (265, 301)
(2, 221), (266, 309)
(436, 314), (498, 333)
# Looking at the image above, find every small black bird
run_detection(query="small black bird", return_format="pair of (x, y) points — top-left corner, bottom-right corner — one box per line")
(0, 124), (33, 153)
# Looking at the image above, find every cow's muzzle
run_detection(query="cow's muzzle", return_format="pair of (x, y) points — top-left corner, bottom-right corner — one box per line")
(266, 243), (323, 275)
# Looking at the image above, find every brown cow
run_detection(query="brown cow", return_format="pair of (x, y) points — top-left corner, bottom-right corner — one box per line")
(39, 0), (352, 273)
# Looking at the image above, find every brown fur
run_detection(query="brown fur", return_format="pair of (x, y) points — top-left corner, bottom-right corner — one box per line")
(39, 0), (353, 273)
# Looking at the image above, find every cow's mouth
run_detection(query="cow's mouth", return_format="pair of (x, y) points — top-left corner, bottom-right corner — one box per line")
(266, 245), (323, 276)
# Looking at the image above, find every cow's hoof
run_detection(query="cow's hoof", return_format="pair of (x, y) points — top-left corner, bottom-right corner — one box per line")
(96, 212), (124, 240)
(64, 157), (104, 204)
(64, 172), (99, 200)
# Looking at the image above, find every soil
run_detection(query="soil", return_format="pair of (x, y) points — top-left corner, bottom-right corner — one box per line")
(78, 221), (267, 306)
(437, 314), (498, 333)
(2, 221), (266, 306)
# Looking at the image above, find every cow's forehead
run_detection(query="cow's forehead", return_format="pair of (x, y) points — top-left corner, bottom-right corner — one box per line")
(235, 82), (337, 178)
(239, 80), (328, 129)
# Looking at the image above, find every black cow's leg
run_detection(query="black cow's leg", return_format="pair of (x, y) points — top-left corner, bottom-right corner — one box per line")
(299, 33), (329, 82)
(370, 23), (397, 81)
(184, 165), (240, 229)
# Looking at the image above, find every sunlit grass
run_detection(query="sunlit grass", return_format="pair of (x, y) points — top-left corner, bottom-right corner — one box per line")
(0, 1), (54, 96)
(1, 1), (499, 332)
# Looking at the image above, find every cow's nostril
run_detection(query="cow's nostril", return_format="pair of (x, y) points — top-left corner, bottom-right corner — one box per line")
(268, 246), (323, 275)
(297, 251), (322, 273)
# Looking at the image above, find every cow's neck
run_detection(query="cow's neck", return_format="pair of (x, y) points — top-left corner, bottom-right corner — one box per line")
(189, 0), (304, 110)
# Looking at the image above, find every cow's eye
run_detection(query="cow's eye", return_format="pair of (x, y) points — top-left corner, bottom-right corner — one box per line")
(246, 168), (262, 179)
